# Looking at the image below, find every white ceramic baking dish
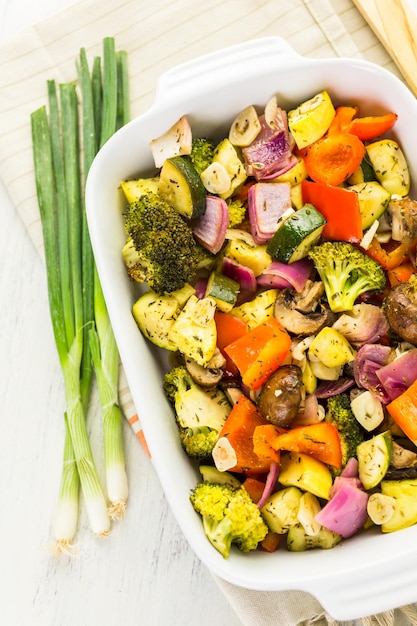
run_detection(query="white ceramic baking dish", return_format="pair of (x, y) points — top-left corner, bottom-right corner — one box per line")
(86, 37), (417, 620)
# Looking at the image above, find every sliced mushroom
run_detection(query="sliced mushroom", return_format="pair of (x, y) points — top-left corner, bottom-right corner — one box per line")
(390, 441), (417, 469)
(257, 364), (303, 427)
(184, 348), (226, 387)
(293, 280), (324, 314)
(274, 287), (336, 336)
(222, 386), (244, 405)
(387, 197), (417, 243)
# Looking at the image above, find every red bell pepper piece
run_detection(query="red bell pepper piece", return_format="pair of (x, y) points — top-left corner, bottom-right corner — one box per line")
(301, 179), (363, 243)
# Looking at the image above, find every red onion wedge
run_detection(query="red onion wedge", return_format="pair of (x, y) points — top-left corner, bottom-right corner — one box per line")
(242, 115), (297, 181)
(315, 480), (369, 538)
(257, 258), (313, 293)
(315, 377), (356, 399)
(219, 257), (257, 292)
(353, 343), (392, 403)
(376, 348), (417, 401)
(194, 277), (208, 299)
(192, 195), (229, 254)
(332, 303), (390, 347)
(257, 462), (279, 510)
(340, 457), (359, 479)
(247, 181), (292, 243)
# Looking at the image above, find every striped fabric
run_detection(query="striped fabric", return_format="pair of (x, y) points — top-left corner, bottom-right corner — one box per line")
(0, 1), (416, 624)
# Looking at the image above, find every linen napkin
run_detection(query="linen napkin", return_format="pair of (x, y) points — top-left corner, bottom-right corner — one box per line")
(1, 0), (417, 624)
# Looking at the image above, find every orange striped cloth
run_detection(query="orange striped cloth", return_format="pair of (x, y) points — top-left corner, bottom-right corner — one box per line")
(118, 366), (150, 458)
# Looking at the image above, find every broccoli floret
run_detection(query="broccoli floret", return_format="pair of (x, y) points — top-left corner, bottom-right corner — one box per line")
(325, 393), (364, 471)
(226, 198), (247, 228)
(179, 427), (219, 460)
(187, 137), (215, 175)
(163, 366), (231, 460)
(195, 241), (217, 271)
(123, 192), (201, 294)
(308, 241), (386, 312)
(190, 482), (268, 558)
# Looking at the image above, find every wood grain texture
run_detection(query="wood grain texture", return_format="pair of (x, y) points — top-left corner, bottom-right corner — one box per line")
(352, 0), (417, 96)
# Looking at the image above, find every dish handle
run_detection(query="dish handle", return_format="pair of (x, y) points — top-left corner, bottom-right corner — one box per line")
(310, 554), (417, 622)
(154, 36), (301, 104)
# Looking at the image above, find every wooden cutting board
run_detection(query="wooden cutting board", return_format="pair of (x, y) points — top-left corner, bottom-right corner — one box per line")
(352, 0), (417, 97)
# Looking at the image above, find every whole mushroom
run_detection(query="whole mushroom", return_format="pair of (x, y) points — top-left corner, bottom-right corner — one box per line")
(257, 364), (303, 427)
(384, 275), (417, 346)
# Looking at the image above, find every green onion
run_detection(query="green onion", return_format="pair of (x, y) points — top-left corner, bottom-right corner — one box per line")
(89, 294), (129, 518)
(31, 101), (110, 549)
(77, 39), (129, 517)
(52, 417), (80, 551)
(31, 37), (130, 549)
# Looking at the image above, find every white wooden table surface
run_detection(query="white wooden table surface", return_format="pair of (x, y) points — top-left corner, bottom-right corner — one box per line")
(0, 1), (244, 625)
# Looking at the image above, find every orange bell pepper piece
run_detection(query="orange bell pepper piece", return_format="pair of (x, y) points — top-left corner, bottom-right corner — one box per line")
(387, 378), (417, 443)
(253, 424), (286, 463)
(218, 394), (271, 474)
(348, 112), (398, 141)
(215, 311), (248, 378)
(364, 237), (413, 271)
(271, 422), (343, 469)
(302, 132), (365, 187)
(301, 179), (363, 243)
(387, 262), (417, 287)
(260, 531), (282, 553)
(224, 317), (292, 390)
(327, 105), (358, 135)
(242, 476), (268, 504)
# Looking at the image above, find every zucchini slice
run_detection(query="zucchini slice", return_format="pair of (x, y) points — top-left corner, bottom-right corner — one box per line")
(347, 157), (375, 185)
(205, 272), (240, 312)
(357, 430), (393, 490)
(261, 487), (303, 534)
(366, 139), (410, 196)
(212, 138), (247, 199)
(347, 181), (390, 230)
(132, 291), (180, 351)
(278, 452), (333, 500)
(121, 177), (160, 203)
(287, 524), (342, 551)
(158, 156), (206, 218)
(288, 90), (335, 149)
(267, 203), (326, 263)
(198, 465), (241, 488)
(381, 478), (417, 532)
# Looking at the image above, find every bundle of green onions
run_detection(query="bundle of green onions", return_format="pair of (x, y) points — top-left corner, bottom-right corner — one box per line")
(30, 37), (130, 553)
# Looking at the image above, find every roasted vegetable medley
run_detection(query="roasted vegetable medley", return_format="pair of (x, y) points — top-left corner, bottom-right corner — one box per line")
(120, 90), (417, 558)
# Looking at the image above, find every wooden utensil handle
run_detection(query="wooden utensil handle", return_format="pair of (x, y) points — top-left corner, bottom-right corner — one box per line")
(353, 0), (417, 97)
